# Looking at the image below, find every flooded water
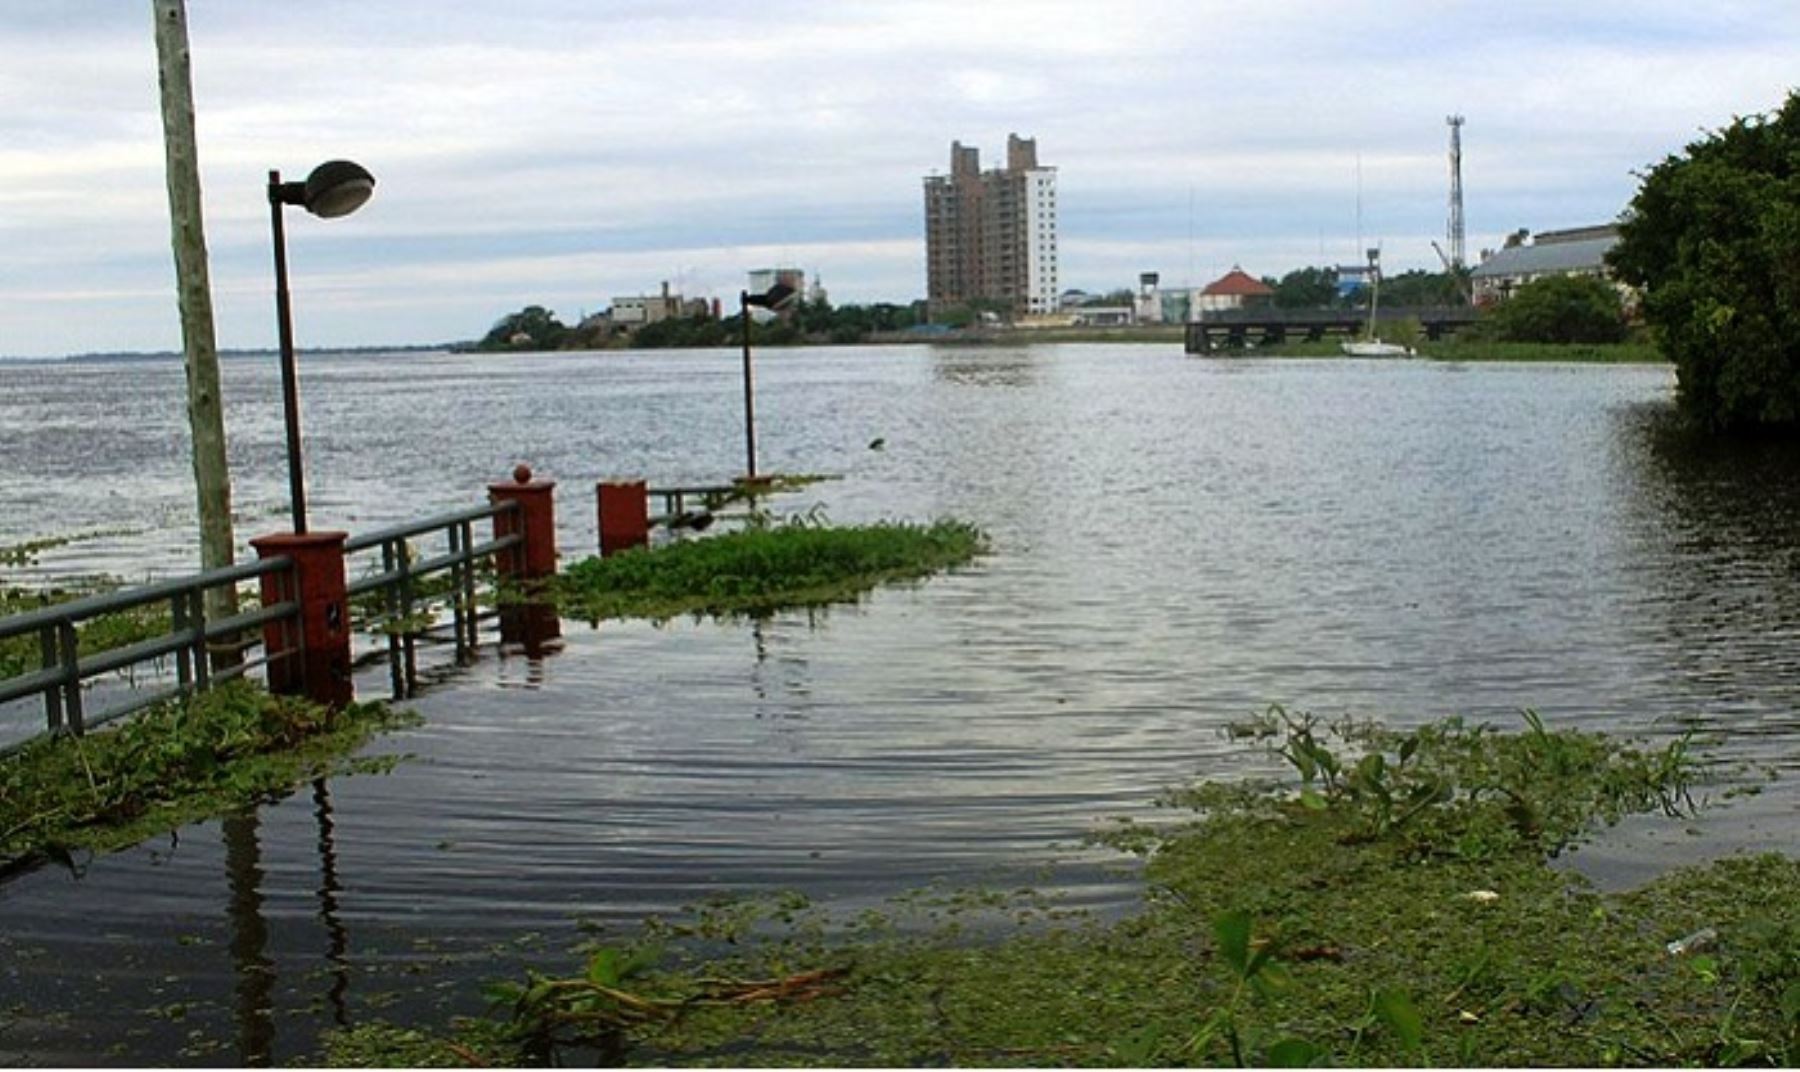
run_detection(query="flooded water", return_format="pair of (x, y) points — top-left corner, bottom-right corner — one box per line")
(1, 345), (1797, 1064)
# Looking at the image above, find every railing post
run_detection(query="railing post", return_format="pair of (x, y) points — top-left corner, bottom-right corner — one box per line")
(250, 531), (353, 709)
(597, 479), (648, 556)
(489, 465), (560, 649)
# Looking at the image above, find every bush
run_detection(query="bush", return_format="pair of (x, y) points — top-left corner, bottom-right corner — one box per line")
(1486, 274), (1627, 344)
(1611, 91), (1800, 433)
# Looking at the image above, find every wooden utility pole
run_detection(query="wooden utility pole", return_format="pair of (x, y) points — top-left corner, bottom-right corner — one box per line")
(153, 0), (239, 665)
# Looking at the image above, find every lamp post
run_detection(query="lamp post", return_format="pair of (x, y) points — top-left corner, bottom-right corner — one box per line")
(738, 281), (797, 481)
(267, 160), (375, 533)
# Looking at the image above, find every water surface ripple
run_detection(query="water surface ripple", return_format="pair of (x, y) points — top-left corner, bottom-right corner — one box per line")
(2, 346), (1797, 1064)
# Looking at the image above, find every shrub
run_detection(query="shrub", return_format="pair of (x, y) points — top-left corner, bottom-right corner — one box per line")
(1610, 90), (1800, 432)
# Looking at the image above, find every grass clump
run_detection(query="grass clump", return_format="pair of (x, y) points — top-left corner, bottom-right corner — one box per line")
(341, 710), (1798, 1067)
(0, 680), (415, 869)
(555, 518), (985, 622)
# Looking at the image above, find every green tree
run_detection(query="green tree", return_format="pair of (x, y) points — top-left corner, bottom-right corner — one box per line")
(1610, 91), (1800, 432)
(631, 314), (729, 349)
(1381, 269), (1463, 307)
(480, 305), (568, 350)
(1485, 274), (1627, 344)
(1270, 266), (1340, 309)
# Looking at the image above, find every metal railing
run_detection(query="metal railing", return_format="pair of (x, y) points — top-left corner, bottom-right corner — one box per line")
(343, 500), (520, 698)
(0, 557), (300, 753)
(647, 483), (759, 529)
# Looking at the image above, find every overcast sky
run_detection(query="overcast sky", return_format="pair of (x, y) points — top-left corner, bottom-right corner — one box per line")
(1, 1), (1794, 357)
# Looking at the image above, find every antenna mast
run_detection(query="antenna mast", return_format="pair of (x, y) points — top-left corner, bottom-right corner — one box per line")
(1446, 115), (1466, 269)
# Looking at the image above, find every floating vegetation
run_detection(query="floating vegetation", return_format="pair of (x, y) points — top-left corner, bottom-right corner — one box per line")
(0, 527), (140, 568)
(327, 711), (1796, 1066)
(0, 576), (171, 681)
(554, 517), (985, 622)
(0, 681), (415, 870)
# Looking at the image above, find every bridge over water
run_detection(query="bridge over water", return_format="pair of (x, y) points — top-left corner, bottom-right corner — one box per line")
(1184, 305), (1481, 353)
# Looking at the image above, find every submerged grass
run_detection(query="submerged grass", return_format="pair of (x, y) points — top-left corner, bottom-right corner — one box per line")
(327, 710), (1797, 1067)
(0, 681), (415, 869)
(554, 518), (986, 622)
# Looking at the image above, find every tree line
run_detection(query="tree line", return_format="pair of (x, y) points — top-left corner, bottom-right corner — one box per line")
(474, 300), (924, 352)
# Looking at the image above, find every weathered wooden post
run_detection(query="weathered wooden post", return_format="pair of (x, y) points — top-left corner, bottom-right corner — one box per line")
(249, 531), (352, 708)
(490, 465), (560, 649)
(597, 480), (649, 556)
(153, 0), (239, 667)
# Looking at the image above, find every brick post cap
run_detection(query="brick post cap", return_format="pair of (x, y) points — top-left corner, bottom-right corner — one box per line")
(250, 530), (349, 553)
(490, 465), (554, 494)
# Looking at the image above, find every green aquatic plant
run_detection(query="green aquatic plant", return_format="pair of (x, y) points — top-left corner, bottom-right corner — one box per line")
(0, 576), (176, 681)
(554, 518), (986, 622)
(322, 713), (1792, 1067)
(0, 681), (414, 867)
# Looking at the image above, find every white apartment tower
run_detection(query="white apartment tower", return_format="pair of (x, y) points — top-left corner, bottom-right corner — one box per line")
(924, 134), (1058, 319)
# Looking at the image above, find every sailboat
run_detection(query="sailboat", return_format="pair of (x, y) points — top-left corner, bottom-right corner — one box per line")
(1340, 246), (1414, 357)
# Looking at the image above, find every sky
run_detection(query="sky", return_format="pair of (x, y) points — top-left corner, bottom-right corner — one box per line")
(1, 1), (1795, 357)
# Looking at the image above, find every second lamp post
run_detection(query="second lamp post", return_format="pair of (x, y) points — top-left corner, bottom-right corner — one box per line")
(267, 159), (376, 534)
(738, 281), (796, 481)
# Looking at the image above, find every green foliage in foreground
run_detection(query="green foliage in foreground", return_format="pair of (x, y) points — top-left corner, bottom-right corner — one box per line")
(327, 708), (1800, 1064)
(554, 519), (986, 621)
(327, 711), (1798, 1067)
(0, 681), (414, 866)
(1611, 90), (1800, 433)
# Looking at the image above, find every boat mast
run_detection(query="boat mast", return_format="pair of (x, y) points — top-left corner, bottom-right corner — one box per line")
(1366, 246), (1381, 338)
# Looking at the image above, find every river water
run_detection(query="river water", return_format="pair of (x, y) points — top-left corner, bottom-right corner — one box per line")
(1, 345), (1797, 1064)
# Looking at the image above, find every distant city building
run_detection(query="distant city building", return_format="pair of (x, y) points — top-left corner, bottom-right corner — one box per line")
(610, 281), (686, 326)
(1335, 264), (1374, 298)
(1072, 305), (1133, 327)
(923, 134), (1059, 320)
(1195, 267), (1275, 315)
(1470, 224), (1621, 305)
(1134, 272), (1163, 324)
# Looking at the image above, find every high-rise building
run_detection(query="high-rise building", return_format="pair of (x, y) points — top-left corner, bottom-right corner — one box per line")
(923, 134), (1058, 320)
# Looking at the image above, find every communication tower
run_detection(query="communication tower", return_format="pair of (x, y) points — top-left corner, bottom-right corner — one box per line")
(1446, 115), (1466, 269)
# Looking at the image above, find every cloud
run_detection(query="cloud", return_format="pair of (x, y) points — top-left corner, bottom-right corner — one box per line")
(1, 1), (1796, 355)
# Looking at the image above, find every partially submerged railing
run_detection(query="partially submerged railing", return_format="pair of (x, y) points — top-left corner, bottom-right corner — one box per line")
(648, 483), (749, 528)
(0, 467), (563, 753)
(343, 500), (519, 698)
(0, 558), (299, 752)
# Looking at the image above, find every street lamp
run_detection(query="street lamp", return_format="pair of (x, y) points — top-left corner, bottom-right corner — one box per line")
(268, 159), (376, 533)
(738, 281), (797, 481)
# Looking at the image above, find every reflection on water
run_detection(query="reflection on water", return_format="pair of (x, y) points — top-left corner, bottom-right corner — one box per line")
(2, 348), (1798, 1063)
(313, 780), (351, 1029)
(223, 812), (273, 1067)
(930, 346), (1042, 388)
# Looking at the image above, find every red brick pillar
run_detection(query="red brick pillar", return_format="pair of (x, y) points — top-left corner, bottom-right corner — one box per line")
(597, 480), (649, 556)
(489, 465), (560, 648)
(250, 530), (353, 708)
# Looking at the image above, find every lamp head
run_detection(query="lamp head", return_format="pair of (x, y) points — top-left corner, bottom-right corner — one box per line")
(272, 159), (376, 218)
(302, 160), (375, 218)
(746, 282), (798, 310)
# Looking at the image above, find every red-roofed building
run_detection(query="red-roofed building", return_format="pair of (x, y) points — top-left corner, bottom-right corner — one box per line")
(1196, 267), (1274, 314)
